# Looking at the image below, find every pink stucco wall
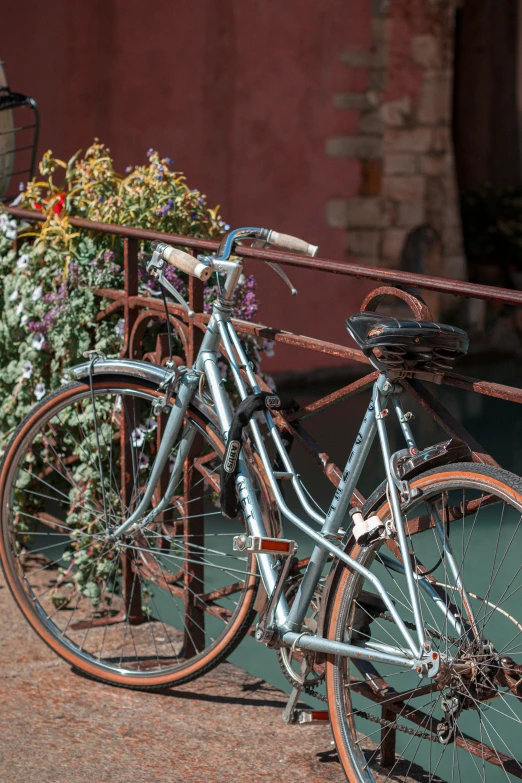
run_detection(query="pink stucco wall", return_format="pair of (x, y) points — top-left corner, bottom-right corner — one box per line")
(3, 1), (418, 374)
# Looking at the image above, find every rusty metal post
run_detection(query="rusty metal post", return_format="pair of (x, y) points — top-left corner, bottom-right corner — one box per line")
(122, 236), (138, 358)
(182, 433), (206, 657)
(119, 236), (144, 623)
(380, 707), (397, 767)
(180, 272), (206, 656)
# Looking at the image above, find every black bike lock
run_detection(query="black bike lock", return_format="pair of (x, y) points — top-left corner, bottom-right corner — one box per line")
(220, 392), (299, 519)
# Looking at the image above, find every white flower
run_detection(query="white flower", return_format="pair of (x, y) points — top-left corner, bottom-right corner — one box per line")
(34, 382), (46, 400)
(131, 427), (145, 448)
(263, 339), (275, 358)
(217, 361), (228, 379)
(0, 214), (7, 231)
(9, 290), (18, 301)
(32, 332), (45, 350)
(115, 318), (125, 339)
(60, 374), (70, 385)
(22, 360), (33, 379)
(139, 454), (149, 471)
(143, 417), (157, 433)
(5, 219), (17, 240)
(20, 314), (28, 326)
(16, 254), (29, 269)
(32, 285), (43, 302)
(16, 301), (24, 316)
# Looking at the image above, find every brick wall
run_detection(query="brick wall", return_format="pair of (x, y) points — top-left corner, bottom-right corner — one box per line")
(326, 0), (465, 282)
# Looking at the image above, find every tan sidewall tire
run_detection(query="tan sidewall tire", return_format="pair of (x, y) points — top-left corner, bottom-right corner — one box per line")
(326, 465), (522, 782)
(0, 379), (276, 689)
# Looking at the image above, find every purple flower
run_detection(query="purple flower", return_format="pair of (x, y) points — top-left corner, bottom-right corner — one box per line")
(156, 174), (163, 181)
(34, 382), (46, 401)
(43, 283), (68, 305)
(139, 454), (149, 471)
(67, 262), (81, 284)
(98, 196), (104, 203)
(125, 166), (132, 173)
(147, 148), (154, 157)
(18, 183), (25, 192)
(165, 157), (173, 165)
(103, 249), (115, 263)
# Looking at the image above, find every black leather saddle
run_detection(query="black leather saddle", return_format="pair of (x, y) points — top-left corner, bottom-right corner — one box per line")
(346, 312), (469, 376)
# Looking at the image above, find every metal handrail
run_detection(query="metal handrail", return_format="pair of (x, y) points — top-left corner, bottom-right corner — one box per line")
(5, 206), (522, 307)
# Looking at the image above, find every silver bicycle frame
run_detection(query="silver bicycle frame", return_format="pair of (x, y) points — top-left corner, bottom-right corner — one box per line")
(110, 251), (461, 674)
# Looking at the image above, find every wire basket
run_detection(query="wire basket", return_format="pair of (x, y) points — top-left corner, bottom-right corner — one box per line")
(0, 61), (39, 202)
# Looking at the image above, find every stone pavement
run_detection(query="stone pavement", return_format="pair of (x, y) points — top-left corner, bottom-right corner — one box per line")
(0, 570), (435, 783)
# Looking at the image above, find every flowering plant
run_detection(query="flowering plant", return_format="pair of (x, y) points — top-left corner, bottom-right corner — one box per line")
(0, 140), (268, 447)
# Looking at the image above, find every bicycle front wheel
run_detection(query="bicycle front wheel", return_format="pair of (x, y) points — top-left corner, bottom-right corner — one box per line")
(327, 463), (522, 783)
(0, 376), (278, 689)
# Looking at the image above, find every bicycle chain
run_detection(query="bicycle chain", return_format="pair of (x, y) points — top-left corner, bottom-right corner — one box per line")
(378, 612), (459, 646)
(295, 612), (453, 742)
(303, 683), (437, 741)
(301, 608), (444, 741)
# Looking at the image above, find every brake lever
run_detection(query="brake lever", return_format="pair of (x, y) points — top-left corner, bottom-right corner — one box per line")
(147, 251), (195, 318)
(251, 240), (298, 295)
(267, 261), (298, 295)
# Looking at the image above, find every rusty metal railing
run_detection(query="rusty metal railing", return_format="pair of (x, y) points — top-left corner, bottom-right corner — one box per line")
(5, 204), (522, 768)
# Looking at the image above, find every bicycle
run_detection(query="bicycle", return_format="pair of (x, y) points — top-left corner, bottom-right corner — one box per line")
(2, 226), (522, 782)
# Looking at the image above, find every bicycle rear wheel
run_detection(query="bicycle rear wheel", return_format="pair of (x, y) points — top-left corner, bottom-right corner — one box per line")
(0, 376), (278, 688)
(327, 463), (522, 782)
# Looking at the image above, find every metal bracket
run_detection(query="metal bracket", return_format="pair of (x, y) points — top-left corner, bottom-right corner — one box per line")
(153, 365), (183, 416)
(390, 449), (422, 504)
(83, 350), (107, 363)
(255, 552), (297, 647)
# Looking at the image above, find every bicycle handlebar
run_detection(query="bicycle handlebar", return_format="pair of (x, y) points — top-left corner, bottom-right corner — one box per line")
(264, 229), (318, 258)
(150, 241), (212, 281)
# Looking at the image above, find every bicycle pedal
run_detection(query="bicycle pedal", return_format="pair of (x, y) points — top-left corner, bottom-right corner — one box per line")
(233, 535), (296, 556)
(295, 710), (330, 725)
